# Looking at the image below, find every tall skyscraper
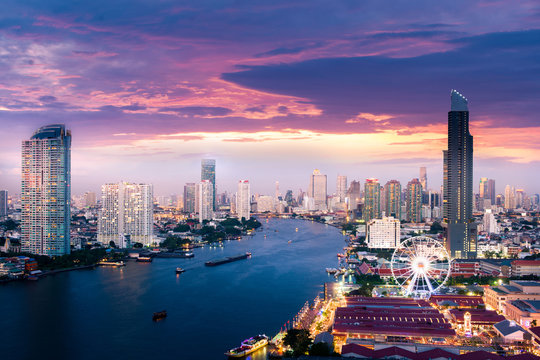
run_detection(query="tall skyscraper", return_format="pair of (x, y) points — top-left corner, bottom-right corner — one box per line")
(337, 175), (347, 202)
(443, 90), (476, 259)
(504, 185), (515, 210)
(419, 167), (427, 191)
(308, 169), (327, 210)
(98, 182), (154, 247)
(198, 180), (214, 222)
(346, 180), (361, 211)
(21, 124), (71, 256)
(363, 178), (381, 222)
(487, 179), (496, 205)
(0, 190), (7, 219)
(383, 180), (401, 219)
(201, 159), (216, 210)
(515, 189), (525, 208)
(406, 178), (423, 223)
(479, 178), (488, 199)
(84, 191), (97, 207)
(183, 183), (196, 213)
(237, 180), (250, 221)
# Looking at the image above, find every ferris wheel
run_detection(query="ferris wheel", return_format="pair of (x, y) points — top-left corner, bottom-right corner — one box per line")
(390, 236), (451, 298)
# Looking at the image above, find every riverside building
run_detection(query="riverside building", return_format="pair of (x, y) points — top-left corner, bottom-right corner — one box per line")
(21, 124), (71, 255)
(98, 182), (154, 247)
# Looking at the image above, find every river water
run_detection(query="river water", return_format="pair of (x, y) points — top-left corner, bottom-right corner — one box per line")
(1, 218), (346, 360)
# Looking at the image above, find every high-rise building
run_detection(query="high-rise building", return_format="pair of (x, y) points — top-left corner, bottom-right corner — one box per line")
(201, 159), (216, 210)
(21, 124), (71, 256)
(406, 178), (423, 223)
(505, 185), (516, 210)
(419, 167), (427, 191)
(198, 180), (214, 222)
(84, 191), (96, 207)
(275, 181), (280, 201)
(443, 90), (477, 259)
(98, 182), (154, 247)
(483, 209), (499, 234)
(363, 178), (381, 222)
(308, 169), (327, 210)
(0, 190), (7, 219)
(346, 180), (361, 211)
(237, 180), (250, 221)
(383, 180), (401, 219)
(515, 189), (525, 209)
(367, 217), (401, 249)
(337, 175), (347, 202)
(183, 183), (196, 213)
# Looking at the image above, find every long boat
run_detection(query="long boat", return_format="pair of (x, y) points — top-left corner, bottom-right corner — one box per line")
(225, 335), (268, 358)
(205, 252), (251, 267)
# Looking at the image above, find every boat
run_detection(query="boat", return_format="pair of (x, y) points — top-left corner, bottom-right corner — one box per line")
(205, 252), (251, 267)
(295, 228), (298, 232)
(337, 253), (346, 258)
(176, 267), (185, 274)
(98, 261), (125, 266)
(27, 276), (39, 281)
(326, 268), (338, 274)
(225, 334), (269, 358)
(287, 240), (292, 244)
(137, 256), (153, 262)
(152, 310), (167, 321)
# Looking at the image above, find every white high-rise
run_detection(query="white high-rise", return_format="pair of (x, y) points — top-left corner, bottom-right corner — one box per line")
(483, 209), (499, 234)
(308, 169), (327, 210)
(198, 180), (214, 222)
(337, 175), (347, 202)
(237, 180), (251, 220)
(21, 125), (71, 256)
(98, 182), (154, 247)
(367, 217), (401, 249)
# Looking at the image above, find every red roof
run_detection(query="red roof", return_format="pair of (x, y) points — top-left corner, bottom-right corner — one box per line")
(513, 260), (540, 266)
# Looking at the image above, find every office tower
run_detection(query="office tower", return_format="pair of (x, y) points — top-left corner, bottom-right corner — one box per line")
(479, 178), (488, 199)
(284, 190), (294, 206)
(487, 179), (496, 205)
(183, 183), (196, 213)
(198, 180), (213, 222)
(429, 191), (441, 209)
(419, 167), (427, 191)
(237, 180), (250, 221)
(504, 185), (515, 210)
(406, 178), (423, 223)
(201, 159), (216, 210)
(21, 124), (71, 256)
(257, 195), (275, 212)
(515, 189), (525, 208)
(0, 190), (7, 219)
(308, 169), (327, 210)
(347, 180), (361, 211)
(363, 178), (381, 222)
(275, 181), (280, 201)
(367, 217), (401, 249)
(84, 191), (97, 207)
(443, 90), (476, 259)
(383, 180), (401, 219)
(337, 175), (347, 202)
(98, 182), (154, 247)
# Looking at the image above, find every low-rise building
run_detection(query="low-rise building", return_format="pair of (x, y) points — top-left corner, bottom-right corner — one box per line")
(366, 217), (400, 249)
(485, 280), (540, 313)
(493, 319), (528, 343)
(505, 300), (540, 328)
(512, 260), (540, 277)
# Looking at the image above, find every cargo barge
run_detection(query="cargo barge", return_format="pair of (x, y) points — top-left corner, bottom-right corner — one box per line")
(205, 252), (251, 267)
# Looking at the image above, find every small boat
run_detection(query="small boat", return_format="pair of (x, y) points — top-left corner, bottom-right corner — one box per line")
(337, 253), (346, 258)
(225, 335), (269, 358)
(326, 268), (338, 274)
(288, 240), (292, 244)
(27, 276), (39, 281)
(295, 228), (298, 232)
(137, 256), (153, 262)
(153, 310), (167, 321)
(176, 267), (185, 274)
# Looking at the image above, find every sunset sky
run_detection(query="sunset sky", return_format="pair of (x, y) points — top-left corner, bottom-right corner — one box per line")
(0, 1), (539, 196)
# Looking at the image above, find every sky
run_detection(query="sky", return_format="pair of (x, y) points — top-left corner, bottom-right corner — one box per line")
(0, 0), (539, 196)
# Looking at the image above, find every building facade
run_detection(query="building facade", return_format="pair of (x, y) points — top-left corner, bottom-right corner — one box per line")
(0, 190), (7, 219)
(183, 183), (196, 213)
(406, 178), (423, 223)
(201, 159), (216, 210)
(21, 124), (71, 256)
(308, 169), (327, 211)
(443, 90), (477, 259)
(363, 178), (381, 222)
(367, 216), (401, 249)
(383, 180), (401, 219)
(237, 180), (250, 221)
(198, 180), (214, 222)
(98, 182), (154, 247)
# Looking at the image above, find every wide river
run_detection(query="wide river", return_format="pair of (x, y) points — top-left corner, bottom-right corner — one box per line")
(1, 218), (346, 360)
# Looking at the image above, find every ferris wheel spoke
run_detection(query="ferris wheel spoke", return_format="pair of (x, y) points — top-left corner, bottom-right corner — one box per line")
(406, 273), (419, 295)
(423, 273), (435, 293)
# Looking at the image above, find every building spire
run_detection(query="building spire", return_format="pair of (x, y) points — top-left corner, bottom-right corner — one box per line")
(450, 89), (468, 111)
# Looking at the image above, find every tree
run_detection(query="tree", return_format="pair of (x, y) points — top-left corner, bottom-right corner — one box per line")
(109, 241), (116, 248)
(133, 242), (143, 248)
(173, 224), (191, 233)
(309, 342), (332, 356)
(429, 221), (443, 234)
(283, 329), (312, 357)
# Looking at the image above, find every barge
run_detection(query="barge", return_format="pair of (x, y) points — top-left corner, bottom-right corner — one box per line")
(205, 252), (251, 267)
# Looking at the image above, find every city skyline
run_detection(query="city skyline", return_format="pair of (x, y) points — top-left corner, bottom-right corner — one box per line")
(0, 1), (539, 195)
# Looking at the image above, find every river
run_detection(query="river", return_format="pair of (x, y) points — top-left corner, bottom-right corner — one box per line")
(1, 218), (346, 360)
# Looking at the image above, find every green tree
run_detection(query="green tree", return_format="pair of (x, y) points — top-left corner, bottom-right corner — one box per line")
(284, 329), (312, 357)
(429, 221), (443, 234)
(309, 342), (332, 356)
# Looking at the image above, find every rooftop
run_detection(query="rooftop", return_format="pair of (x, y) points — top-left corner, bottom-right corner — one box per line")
(451, 89), (468, 111)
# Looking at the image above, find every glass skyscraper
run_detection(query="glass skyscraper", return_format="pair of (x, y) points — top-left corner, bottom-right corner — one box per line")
(443, 90), (477, 259)
(201, 159), (216, 210)
(21, 124), (71, 255)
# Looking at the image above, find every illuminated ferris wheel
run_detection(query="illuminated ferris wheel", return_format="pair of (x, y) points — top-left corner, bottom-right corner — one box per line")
(390, 236), (451, 298)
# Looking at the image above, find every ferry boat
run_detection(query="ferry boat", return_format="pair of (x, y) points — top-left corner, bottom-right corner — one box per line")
(98, 260), (125, 267)
(225, 334), (268, 358)
(176, 267), (185, 274)
(326, 268), (338, 274)
(205, 252), (251, 267)
(152, 310), (167, 321)
(137, 256), (153, 262)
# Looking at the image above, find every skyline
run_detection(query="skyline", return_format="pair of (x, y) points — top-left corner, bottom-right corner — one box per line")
(1, 1), (540, 194)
